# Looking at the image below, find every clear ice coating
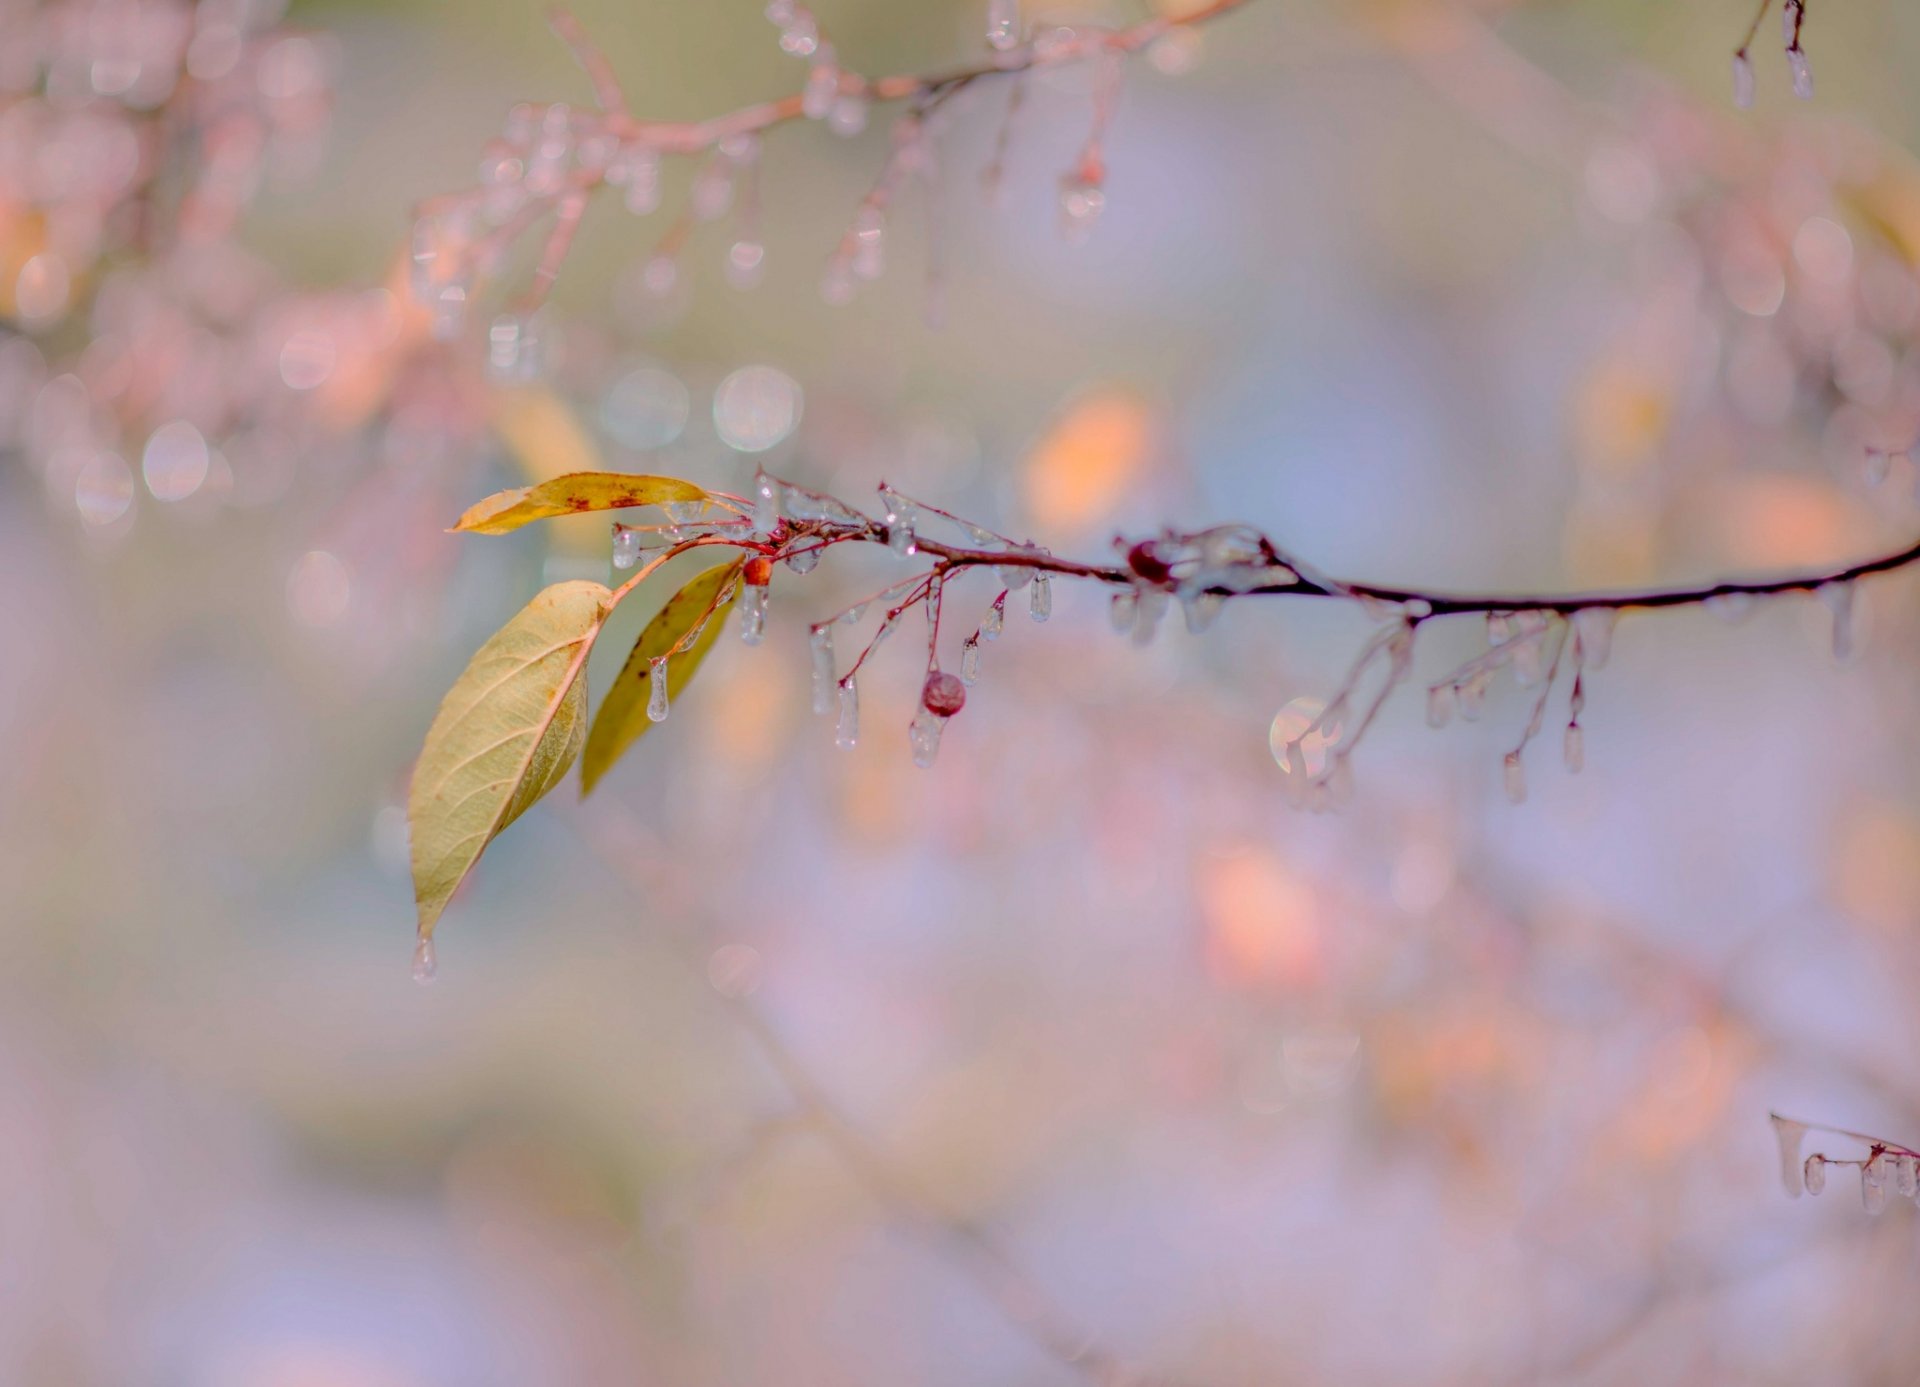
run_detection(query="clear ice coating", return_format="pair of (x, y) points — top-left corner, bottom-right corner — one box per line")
(784, 542), (820, 574)
(1132, 589), (1168, 646)
(1110, 588), (1137, 633)
(1899, 1153), (1920, 1199)
(1819, 581), (1855, 660)
(880, 485), (917, 555)
(1502, 751), (1526, 804)
(1788, 47), (1813, 100)
(752, 470), (782, 535)
(960, 633), (982, 685)
(647, 656), (670, 722)
(908, 708), (944, 768)
(612, 523), (643, 570)
(1732, 53), (1755, 109)
(739, 583), (769, 645)
(1706, 591), (1754, 622)
(1181, 590), (1222, 634)
(986, 0), (1019, 50)
(809, 626), (835, 714)
(982, 598), (1005, 641)
(1773, 1116), (1807, 1198)
(1030, 573), (1052, 622)
(835, 679), (859, 748)
(1572, 607), (1615, 670)
(411, 935), (438, 986)
(1563, 723), (1585, 774)
(1863, 1153), (1888, 1214)
(1803, 1153), (1827, 1195)
(1426, 685), (1455, 729)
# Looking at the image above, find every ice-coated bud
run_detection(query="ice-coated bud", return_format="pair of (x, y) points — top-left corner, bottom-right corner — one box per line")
(922, 671), (966, 718)
(1788, 47), (1813, 100)
(1502, 751), (1526, 804)
(835, 679), (859, 748)
(1804, 1153), (1826, 1195)
(1731, 53), (1755, 109)
(1030, 573), (1052, 622)
(1773, 1116), (1807, 1198)
(647, 656), (669, 722)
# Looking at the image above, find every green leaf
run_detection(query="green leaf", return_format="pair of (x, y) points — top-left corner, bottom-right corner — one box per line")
(409, 580), (611, 936)
(452, 472), (708, 535)
(581, 560), (745, 795)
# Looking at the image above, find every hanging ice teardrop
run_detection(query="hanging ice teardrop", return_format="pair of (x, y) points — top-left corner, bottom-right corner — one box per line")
(1772, 1116), (1807, 1198)
(1731, 52), (1755, 109)
(1819, 581), (1855, 661)
(809, 626), (835, 714)
(1110, 588), (1136, 633)
(982, 597), (1005, 642)
(986, 0), (1019, 50)
(835, 679), (859, 749)
(1863, 1154), (1888, 1214)
(1788, 47), (1813, 100)
(1563, 723), (1585, 774)
(1426, 684), (1455, 729)
(1502, 751), (1526, 804)
(960, 633), (982, 685)
(1030, 572), (1051, 622)
(739, 583), (769, 645)
(647, 656), (670, 722)
(908, 709), (944, 768)
(411, 935), (438, 986)
(1572, 607), (1615, 670)
(612, 523), (643, 570)
(752, 469), (781, 535)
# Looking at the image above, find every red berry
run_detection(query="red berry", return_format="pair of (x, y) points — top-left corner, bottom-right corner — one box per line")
(744, 556), (773, 587)
(921, 671), (966, 718)
(1127, 541), (1171, 584)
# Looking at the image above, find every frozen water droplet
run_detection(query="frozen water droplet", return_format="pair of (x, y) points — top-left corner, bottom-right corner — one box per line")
(1819, 581), (1855, 661)
(810, 626), (835, 714)
(1058, 174), (1105, 243)
(1030, 573), (1052, 622)
(784, 542), (820, 574)
(1563, 722), (1585, 774)
(1458, 671), (1491, 721)
(412, 936), (438, 986)
(986, 0), (1019, 50)
(841, 601), (869, 625)
(1863, 1154), (1888, 1214)
(1110, 588), (1137, 633)
(752, 469), (782, 535)
(1788, 47), (1813, 99)
(982, 597), (1005, 641)
(835, 679), (859, 748)
(1572, 607), (1615, 670)
(828, 92), (869, 136)
(998, 564), (1033, 591)
(879, 486), (917, 555)
(1895, 1153), (1919, 1199)
(647, 656), (670, 721)
(960, 633), (982, 685)
(612, 523), (643, 570)
(1132, 589), (1167, 646)
(1182, 591), (1222, 634)
(1706, 591), (1754, 622)
(803, 49), (840, 120)
(1426, 684), (1455, 729)
(909, 708), (944, 768)
(1773, 1116), (1807, 1198)
(1804, 1153), (1827, 1195)
(1732, 52), (1755, 109)
(739, 583), (769, 645)
(1502, 751), (1526, 804)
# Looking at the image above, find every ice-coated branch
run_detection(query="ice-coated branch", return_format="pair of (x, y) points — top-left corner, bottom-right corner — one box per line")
(407, 0), (1258, 355)
(1772, 1112), (1920, 1214)
(579, 465), (1916, 799)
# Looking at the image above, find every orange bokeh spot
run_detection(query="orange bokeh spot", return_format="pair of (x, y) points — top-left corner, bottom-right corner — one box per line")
(1023, 388), (1157, 535)
(1199, 849), (1323, 991)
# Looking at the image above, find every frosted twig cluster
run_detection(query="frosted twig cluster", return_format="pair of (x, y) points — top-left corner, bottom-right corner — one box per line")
(1773, 1112), (1920, 1215)
(407, 0), (1252, 367)
(1731, 0), (1814, 107)
(609, 468), (1919, 792)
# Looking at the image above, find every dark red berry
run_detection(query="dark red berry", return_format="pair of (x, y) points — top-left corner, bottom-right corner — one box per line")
(921, 671), (966, 718)
(1127, 541), (1171, 584)
(744, 556), (774, 587)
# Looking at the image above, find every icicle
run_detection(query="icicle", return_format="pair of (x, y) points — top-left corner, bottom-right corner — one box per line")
(1804, 1153), (1827, 1195)
(1773, 1116), (1808, 1198)
(1782, 0), (1799, 45)
(1863, 1154), (1888, 1214)
(1110, 588), (1137, 633)
(960, 633), (982, 684)
(1181, 591), (1223, 634)
(1058, 172), (1106, 243)
(1898, 1153), (1919, 1199)
(1563, 723), (1585, 774)
(784, 542), (820, 574)
(1731, 53), (1755, 109)
(810, 626), (835, 714)
(1426, 685), (1455, 729)
(752, 469), (782, 535)
(1572, 607), (1615, 670)
(1132, 589), (1167, 646)
(612, 523), (643, 570)
(1819, 581), (1855, 661)
(908, 708), (944, 768)
(1030, 573), (1052, 622)
(739, 583), (769, 645)
(998, 564), (1033, 591)
(803, 45), (840, 120)
(982, 596), (1005, 642)
(411, 935), (438, 985)
(986, 0), (1019, 51)
(647, 657), (670, 721)
(1458, 671), (1491, 721)
(880, 486), (917, 555)
(835, 679), (859, 748)
(850, 204), (886, 281)
(1502, 751), (1527, 804)
(1788, 47), (1813, 100)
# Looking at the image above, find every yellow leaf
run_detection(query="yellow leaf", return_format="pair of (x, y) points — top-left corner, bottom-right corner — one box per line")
(452, 472), (708, 536)
(581, 560), (744, 795)
(409, 580), (611, 936)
